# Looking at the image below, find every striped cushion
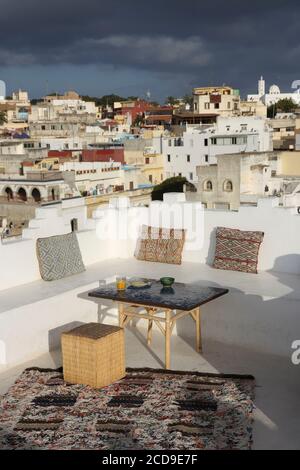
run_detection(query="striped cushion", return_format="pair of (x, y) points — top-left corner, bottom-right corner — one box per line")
(213, 227), (264, 274)
(135, 225), (185, 265)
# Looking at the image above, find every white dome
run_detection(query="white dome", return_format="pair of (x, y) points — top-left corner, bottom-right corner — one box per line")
(269, 84), (281, 94)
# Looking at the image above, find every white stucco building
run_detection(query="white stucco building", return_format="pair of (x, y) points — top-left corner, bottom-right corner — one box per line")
(192, 86), (241, 116)
(29, 90), (99, 122)
(186, 151), (279, 210)
(157, 116), (273, 182)
(0, 160), (144, 203)
(248, 76), (300, 107)
(59, 161), (124, 195)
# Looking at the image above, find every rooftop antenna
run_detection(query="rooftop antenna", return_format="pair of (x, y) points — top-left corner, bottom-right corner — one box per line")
(45, 80), (49, 96)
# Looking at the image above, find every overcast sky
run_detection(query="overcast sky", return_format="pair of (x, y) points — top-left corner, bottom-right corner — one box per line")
(0, 0), (299, 101)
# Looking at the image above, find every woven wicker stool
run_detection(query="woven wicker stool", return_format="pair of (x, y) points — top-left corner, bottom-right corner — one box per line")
(61, 323), (125, 388)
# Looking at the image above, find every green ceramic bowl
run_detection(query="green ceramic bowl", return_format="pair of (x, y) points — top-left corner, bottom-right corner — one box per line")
(160, 277), (175, 287)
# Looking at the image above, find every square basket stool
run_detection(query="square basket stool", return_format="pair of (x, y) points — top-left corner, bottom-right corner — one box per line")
(61, 322), (125, 388)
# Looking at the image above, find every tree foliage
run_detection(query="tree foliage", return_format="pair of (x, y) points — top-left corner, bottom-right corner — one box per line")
(132, 114), (144, 127)
(182, 94), (193, 107)
(165, 96), (177, 105)
(30, 94), (142, 108)
(267, 98), (297, 117)
(151, 176), (196, 201)
(165, 95), (193, 109)
(0, 111), (7, 125)
(81, 94), (127, 107)
(30, 98), (43, 105)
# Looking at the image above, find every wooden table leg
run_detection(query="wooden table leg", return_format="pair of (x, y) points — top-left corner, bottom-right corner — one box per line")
(165, 310), (171, 369)
(147, 319), (153, 345)
(195, 307), (202, 353)
(118, 302), (125, 327)
(145, 307), (153, 345)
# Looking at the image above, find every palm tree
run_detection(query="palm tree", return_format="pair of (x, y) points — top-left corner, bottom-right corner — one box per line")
(0, 111), (7, 125)
(183, 94), (193, 108)
(165, 96), (176, 106)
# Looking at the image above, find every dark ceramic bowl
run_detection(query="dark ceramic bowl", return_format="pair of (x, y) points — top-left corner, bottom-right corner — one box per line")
(160, 287), (175, 295)
(160, 277), (175, 287)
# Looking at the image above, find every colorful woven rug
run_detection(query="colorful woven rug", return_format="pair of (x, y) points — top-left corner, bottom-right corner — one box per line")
(0, 367), (255, 450)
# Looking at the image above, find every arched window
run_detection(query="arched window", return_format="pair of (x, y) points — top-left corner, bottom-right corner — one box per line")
(17, 187), (27, 201)
(31, 188), (41, 202)
(204, 180), (213, 191)
(4, 187), (13, 200)
(223, 180), (233, 192)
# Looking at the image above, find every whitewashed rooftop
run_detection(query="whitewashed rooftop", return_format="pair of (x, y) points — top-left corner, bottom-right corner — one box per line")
(0, 193), (299, 449)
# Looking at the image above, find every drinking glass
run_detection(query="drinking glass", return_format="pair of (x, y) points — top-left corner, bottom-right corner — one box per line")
(116, 276), (126, 290)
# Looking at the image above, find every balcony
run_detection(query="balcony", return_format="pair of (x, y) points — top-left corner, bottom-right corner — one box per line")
(0, 194), (299, 449)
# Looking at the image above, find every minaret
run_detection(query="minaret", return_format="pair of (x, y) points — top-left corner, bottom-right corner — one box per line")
(258, 76), (265, 97)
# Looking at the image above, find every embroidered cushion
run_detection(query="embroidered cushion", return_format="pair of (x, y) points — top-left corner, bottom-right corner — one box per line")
(36, 232), (85, 281)
(213, 227), (264, 274)
(135, 225), (185, 265)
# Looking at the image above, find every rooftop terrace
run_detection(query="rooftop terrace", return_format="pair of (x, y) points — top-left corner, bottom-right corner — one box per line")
(0, 193), (299, 449)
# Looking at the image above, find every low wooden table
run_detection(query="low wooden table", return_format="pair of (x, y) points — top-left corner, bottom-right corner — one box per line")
(88, 280), (228, 369)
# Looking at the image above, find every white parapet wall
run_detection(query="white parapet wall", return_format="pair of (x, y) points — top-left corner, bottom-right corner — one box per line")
(93, 194), (300, 274)
(0, 199), (99, 291)
(1, 194), (300, 292)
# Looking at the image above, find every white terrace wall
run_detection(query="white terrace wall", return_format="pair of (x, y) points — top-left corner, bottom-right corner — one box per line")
(0, 198), (112, 291)
(94, 194), (300, 274)
(1, 194), (300, 292)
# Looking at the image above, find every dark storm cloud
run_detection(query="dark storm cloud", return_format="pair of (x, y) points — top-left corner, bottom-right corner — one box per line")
(0, 0), (300, 95)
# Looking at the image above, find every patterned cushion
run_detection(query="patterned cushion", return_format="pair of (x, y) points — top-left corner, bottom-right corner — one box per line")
(213, 227), (264, 274)
(36, 232), (85, 281)
(135, 225), (185, 265)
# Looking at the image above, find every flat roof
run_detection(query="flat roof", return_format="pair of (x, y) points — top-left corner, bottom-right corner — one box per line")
(0, 178), (64, 183)
(145, 115), (172, 121)
(173, 112), (218, 118)
(0, 141), (24, 146)
(193, 86), (236, 95)
(216, 151), (275, 157)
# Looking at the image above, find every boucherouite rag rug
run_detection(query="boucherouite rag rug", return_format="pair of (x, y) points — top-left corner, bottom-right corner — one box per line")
(0, 367), (255, 450)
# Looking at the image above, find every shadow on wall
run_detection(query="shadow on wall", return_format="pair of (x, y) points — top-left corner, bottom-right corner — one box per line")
(272, 254), (300, 276)
(205, 227), (217, 266)
(48, 321), (85, 354)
